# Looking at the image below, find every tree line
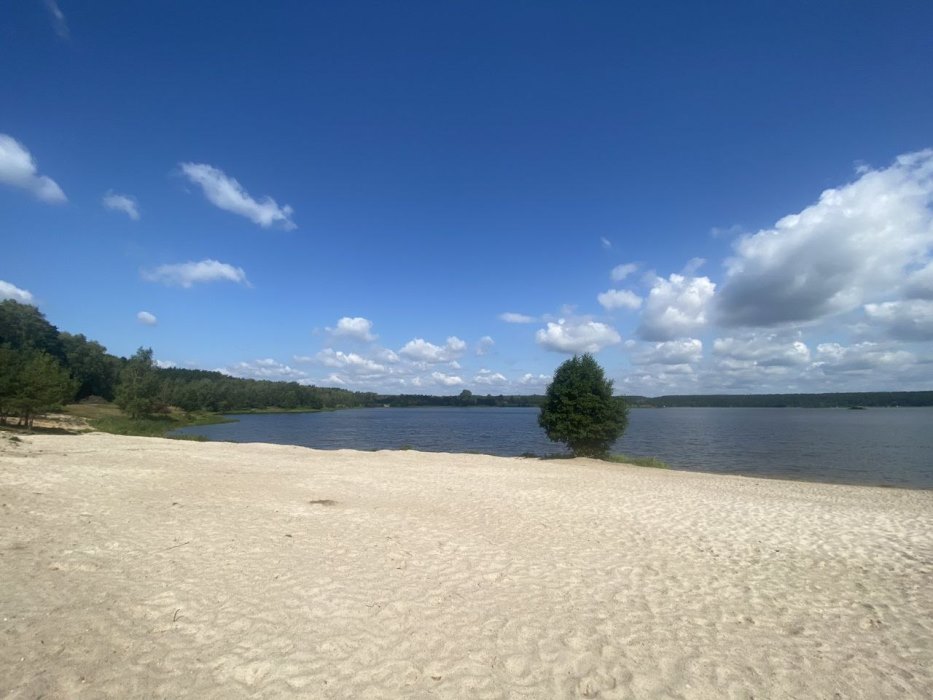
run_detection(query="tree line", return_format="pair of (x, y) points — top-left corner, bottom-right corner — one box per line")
(624, 392), (933, 408)
(0, 300), (376, 426)
(2, 299), (931, 430)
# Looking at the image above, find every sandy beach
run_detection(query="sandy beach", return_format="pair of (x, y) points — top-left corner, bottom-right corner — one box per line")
(1, 433), (931, 698)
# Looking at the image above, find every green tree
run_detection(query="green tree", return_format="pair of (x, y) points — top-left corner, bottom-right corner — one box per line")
(0, 300), (65, 362)
(538, 353), (628, 458)
(10, 351), (77, 430)
(115, 347), (160, 418)
(0, 345), (25, 424)
(60, 332), (119, 400)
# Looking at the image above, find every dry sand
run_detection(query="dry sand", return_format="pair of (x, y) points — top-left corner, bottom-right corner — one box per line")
(1, 433), (931, 699)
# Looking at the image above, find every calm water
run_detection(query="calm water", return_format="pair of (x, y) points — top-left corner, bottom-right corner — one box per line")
(173, 406), (933, 489)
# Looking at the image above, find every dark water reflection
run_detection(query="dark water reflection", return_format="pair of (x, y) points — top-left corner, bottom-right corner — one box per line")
(173, 406), (933, 488)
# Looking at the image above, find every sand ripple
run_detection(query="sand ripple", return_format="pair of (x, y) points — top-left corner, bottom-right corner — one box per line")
(1, 433), (931, 698)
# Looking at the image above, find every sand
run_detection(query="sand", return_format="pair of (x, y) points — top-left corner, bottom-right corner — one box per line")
(1, 433), (931, 699)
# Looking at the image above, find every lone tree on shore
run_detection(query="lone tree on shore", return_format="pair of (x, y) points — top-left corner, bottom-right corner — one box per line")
(538, 353), (628, 458)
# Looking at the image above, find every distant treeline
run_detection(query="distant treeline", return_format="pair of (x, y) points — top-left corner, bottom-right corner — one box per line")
(0, 300), (373, 423)
(2, 300), (931, 428)
(0, 300), (544, 423)
(623, 393), (933, 408)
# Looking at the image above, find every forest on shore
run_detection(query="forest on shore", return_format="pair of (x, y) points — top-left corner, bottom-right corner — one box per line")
(2, 299), (931, 432)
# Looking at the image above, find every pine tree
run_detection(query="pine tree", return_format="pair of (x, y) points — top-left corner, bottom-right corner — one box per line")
(10, 351), (76, 430)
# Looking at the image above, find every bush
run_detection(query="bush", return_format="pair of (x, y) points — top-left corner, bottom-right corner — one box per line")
(538, 353), (628, 458)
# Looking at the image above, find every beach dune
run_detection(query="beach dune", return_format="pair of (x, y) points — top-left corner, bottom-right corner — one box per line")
(1, 433), (931, 698)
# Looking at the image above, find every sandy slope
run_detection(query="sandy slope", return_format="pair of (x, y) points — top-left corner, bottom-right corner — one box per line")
(1, 433), (931, 699)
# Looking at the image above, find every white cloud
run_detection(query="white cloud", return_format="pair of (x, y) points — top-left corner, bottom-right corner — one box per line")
(535, 318), (621, 354)
(638, 273), (716, 341)
(431, 371), (464, 387)
(864, 300), (933, 341)
(0, 280), (34, 303)
(717, 149), (933, 327)
(904, 261), (933, 300)
(814, 342), (916, 375)
(476, 335), (495, 356)
(327, 316), (376, 342)
(473, 369), (508, 386)
(376, 348), (400, 363)
(499, 312), (535, 324)
(399, 336), (466, 363)
(601, 237), (612, 249)
(142, 259), (249, 288)
(611, 263), (638, 282)
(712, 334), (811, 367)
(597, 288), (643, 311)
(519, 373), (551, 389)
(180, 162), (295, 230)
(0, 134), (66, 204)
(154, 359), (176, 369)
(136, 311), (157, 326)
(634, 338), (704, 365)
(43, 0), (69, 38)
(620, 367), (700, 396)
(225, 358), (307, 381)
(102, 191), (140, 220)
(314, 349), (387, 374)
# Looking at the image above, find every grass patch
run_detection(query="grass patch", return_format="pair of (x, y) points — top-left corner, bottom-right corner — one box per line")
(605, 453), (670, 469)
(63, 403), (234, 439)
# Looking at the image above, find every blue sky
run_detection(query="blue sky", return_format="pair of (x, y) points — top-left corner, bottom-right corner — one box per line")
(3, 1), (933, 395)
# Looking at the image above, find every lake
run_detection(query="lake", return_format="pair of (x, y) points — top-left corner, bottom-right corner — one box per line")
(172, 406), (933, 489)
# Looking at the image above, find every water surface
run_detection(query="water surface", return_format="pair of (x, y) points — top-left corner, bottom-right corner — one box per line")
(173, 406), (933, 488)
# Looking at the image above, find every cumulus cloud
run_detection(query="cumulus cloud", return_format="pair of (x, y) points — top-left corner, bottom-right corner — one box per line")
(431, 371), (464, 387)
(499, 312), (535, 324)
(814, 342), (916, 375)
(638, 274), (716, 341)
(136, 311), (157, 326)
(473, 369), (508, 386)
(712, 334), (811, 367)
(864, 300), (933, 341)
(597, 288), (643, 311)
(717, 150), (933, 327)
(142, 259), (249, 288)
(376, 348), (400, 364)
(634, 338), (704, 366)
(314, 349), (387, 374)
(327, 316), (376, 342)
(519, 373), (551, 389)
(0, 280), (34, 303)
(43, 0), (69, 38)
(102, 191), (140, 220)
(476, 336), (495, 355)
(535, 319), (621, 354)
(225, 358), (307, 381)
(399, 336), (466, 363)
(611, 263), (638, 282)
(180, 162), (295, 229)
(0, 134), (66, 203)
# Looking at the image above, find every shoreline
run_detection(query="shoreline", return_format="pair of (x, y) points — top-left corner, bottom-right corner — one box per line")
(2, 433), (931, 698)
